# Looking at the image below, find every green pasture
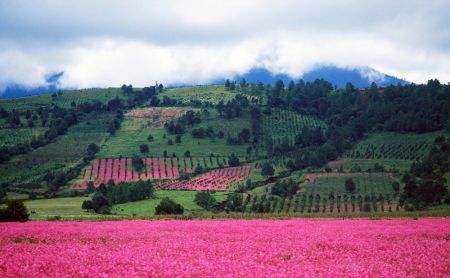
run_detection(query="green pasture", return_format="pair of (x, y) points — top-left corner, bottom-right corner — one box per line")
(112, 190), (229, 215)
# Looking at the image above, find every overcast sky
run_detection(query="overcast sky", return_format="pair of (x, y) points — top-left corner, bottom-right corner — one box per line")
(0, 0), (449, 90)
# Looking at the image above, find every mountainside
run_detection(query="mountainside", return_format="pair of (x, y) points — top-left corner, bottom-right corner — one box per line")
(233, 66), (409, 88)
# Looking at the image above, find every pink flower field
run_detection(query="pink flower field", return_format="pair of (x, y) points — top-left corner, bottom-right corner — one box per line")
(0, 219), (449, 277)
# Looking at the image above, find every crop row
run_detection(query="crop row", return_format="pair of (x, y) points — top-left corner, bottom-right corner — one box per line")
(244, 192), (399, 214)
(156, 166), (251, 191)
(345, 141), (431, 160)
(75, 156), (236, 188)
(261, 109), (326, 144)
(0, 127), (47, 147)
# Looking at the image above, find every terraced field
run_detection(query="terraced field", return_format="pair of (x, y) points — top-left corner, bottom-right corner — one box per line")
(344, 132), (441, 161)
(0, 126), (47, 146)
(72, 156), (232, 188)
(163, 85), (237, 105)
(0, 114), (113, 186)
(262, 108), (326, 145)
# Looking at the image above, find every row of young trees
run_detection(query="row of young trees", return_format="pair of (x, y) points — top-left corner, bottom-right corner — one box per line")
(400, 136), (450, 209)
(234, 192), (399, 214)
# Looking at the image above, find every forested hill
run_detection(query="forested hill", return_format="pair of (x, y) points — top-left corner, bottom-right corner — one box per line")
(0, 78), (449, 219)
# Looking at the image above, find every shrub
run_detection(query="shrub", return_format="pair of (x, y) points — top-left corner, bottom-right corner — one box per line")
(392, 182), (400, 194)
(0, 200), (29, 222)
(345, 178), (356, 193)
(228, 153), (240, 167)
(225, 193), (243, 212)
(194, 191), (217, 210)
(139, 144), (149, 153)
(132, 155), (144, 172)
(261, 162), (274, 177)
(155, 198), (184, 215)
(81, 200), (93, 210)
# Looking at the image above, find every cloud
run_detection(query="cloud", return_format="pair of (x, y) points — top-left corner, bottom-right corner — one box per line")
(0, 0), (449, 91)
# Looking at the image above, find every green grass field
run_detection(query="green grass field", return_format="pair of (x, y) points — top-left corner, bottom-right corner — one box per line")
(112, 190), (229, 215)
(303, 173), (398, 195)
(0, 113), (113, 186)
(24, 196), (91, 218)
(0, 88), (124, 111)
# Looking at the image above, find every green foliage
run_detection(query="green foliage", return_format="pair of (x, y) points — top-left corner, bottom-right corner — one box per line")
(401, 137), (450, 209)
(194, 191), (217, 211)
(228, 153), (240, 167)
(139, 144), (149, 153)
(261, 162), (275, 177)
(225, 193), (243, 212)
(155, 197), (184, 215)
(345, 178), (356, 193)
(271, 179), (299, 198)
(0, 200), (29, 222)
(132, 155), (144, 172)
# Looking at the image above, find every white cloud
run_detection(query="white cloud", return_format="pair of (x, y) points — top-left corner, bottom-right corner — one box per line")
(0, 0), (450, 90)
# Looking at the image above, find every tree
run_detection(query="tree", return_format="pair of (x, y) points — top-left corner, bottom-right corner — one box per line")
(86, 181), (95, 194)
(155, 198), (184, 215)
(225, 193), (243, 212)
(184, 150), (191, 157)
(0, 200), (29, 222)
(140, 144), (149, 153)
(261, 162), (274, 177)
(91, 193), (110, 214)
(147, 135), (154, 142)
(175, 134), (182, 144)
(228, 153), (240, 167)
(345, 178), (356, 193)
(132, 155), (144, 172)
(81, 200), (93, 210)
(194, 191), (217, 210)
(392, 182), (400, 194)
(224, 79), (231, 90)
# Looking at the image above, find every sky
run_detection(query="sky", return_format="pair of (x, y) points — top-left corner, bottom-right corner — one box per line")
(0, 0), (449, 91)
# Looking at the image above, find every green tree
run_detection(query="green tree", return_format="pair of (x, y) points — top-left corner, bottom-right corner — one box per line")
(0, 200), (29, 222)
(345, 178), (356, 193)
(140, 144), (149, 153)
(261, 162), (275, 177)
(225, 193), (243, 212)
(132, 155), (144, 172)
(155, 198), (184, 215)
(194, 191), (217, 210)
(228, 153), (240, 167)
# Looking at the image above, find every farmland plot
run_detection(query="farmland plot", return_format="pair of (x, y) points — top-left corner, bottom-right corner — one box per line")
(262, 109), (327, 145)
(156, 166), (251, 191)
(74, 156), (236, 188)
(344, 131), (441, 160)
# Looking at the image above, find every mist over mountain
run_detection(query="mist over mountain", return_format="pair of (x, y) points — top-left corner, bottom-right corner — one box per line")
(0, 72), (64, 99)
(232, 66), (409, 88)
(0, 66), (409, 99)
